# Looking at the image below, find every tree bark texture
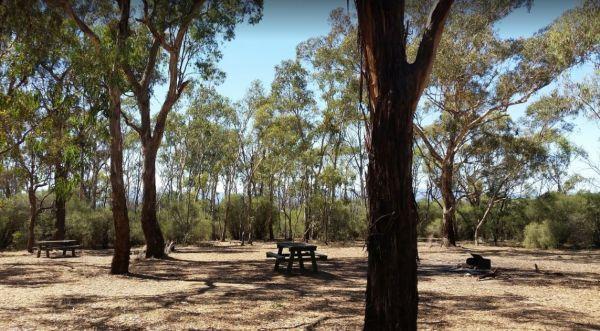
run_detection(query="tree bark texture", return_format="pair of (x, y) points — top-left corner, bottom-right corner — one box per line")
(108, 86), (131, 275)
(356, 0), (453, 329)
(140, 143), (165, 258)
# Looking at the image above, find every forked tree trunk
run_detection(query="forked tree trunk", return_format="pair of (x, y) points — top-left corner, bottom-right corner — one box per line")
(356, 0), (453, 329)
(108, 86), (131, 275)
(140, 143), (165, 258)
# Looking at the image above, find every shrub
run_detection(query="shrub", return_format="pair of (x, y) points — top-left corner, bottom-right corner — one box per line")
(425, 218), (443, 238)
(65, 199), (113, 248)
(523, 220), (559, 249)
(252, 196), (279, 240)
(159, 199), (212, 244)
(0, 195), (29, 249)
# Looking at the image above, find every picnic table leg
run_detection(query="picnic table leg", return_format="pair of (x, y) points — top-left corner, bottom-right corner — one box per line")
(274, 246), (284, 271)
(297, 250), (305, 270)
(37, 245), (41, 258)
(287, 249), (295, 273)
(62, 249), (67, 256)
(72, 248), (76, 257)
(310, 250), (318, 272)
(46, 249), (50, 258)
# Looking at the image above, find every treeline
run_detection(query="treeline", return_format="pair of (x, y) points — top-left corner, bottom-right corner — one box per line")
(2, 191), (598, 250)
(0, 193), (366, 250)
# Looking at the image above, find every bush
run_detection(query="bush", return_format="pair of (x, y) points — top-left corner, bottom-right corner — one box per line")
(523, 220), (559, 249)
(327, 200), (367, 241)
(0, 195), (29, 249)
(65, 199), (113, 248)
(425, 218), (443, 238)
(159, 199), (212, 244)
(252, 196), (279, 240)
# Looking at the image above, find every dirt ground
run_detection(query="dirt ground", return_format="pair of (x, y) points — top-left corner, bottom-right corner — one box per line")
(1, 241), (598, 330)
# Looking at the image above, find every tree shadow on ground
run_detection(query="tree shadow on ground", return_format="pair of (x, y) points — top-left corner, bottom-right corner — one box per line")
(12, 256), (367, 329)
(419, 290), (595, 330)
(0, 262), (76, 288)
(2, 244), (598, 330)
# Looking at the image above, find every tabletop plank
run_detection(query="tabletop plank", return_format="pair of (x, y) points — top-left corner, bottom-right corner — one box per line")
(36, 240), (77, 244)
(276, 242), (317, 250)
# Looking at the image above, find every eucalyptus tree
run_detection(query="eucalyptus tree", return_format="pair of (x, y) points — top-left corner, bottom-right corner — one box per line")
(415, 0), (600, 246)
(262, 60), (316, 240)
(355, 0), (454, 328)
(165, 86), (239, 240)
(454, 117), (546, 245)
(46, 0), (135, 274)
(297, 9), (365, 241)
(0, 0), (76, 250)
(36, 62), (81, 240)
(113, 0), (261, 257)
(1, 94), (54, 253)
(549, 71), (600, 181)
(235, 81), (270, 244)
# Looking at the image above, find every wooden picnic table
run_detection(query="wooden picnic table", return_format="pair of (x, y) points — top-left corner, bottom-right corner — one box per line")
(36, 240), (80, 258)
(266, 242), (327, 273)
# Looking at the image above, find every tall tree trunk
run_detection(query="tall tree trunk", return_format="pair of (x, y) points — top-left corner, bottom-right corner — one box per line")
(108, 86), (131, 274)
(356, 0), (453, 329)
(90, 159), (99, 209)
(222, 195), (230, 241)
(140, 143), (165, 258)
(440, 161), (457, 247)
(210, 180), (218, 241)
(221, 174), (232, 241)
(26, 187), (37, 253)
(54, 194), (66, 240)
(363, 80), (419, 330)
(54, 163), (67, 240)
(268, 176), (275, 241)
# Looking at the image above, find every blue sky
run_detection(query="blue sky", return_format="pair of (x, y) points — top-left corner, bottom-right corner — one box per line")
(209, 0), (598, 188)
(153, 0), (598, 189)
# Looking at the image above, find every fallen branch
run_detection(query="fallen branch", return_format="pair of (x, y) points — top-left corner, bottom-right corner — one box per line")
(478, 268), (499, 280)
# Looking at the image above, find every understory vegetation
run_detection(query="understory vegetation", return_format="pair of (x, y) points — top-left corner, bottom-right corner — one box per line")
(1, 191), (598, 250)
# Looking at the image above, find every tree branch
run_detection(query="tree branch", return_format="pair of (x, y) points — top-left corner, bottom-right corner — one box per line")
(45, 0), (101, 51)
(412, 0), (454, 96)
(121, 110), (142, 135)
(173, 0), (205, 50)
(414, 124), (444, 163)
(141, 38), (161, 90)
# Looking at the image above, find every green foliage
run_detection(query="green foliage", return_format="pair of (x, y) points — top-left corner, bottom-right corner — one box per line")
(425, 219), (443, 238)
(322, 200), (366, 241)
(222, 194), (246, 240)
(523, 221), (559, 249)
(252, 196), (279, 240)
(0, 194), (29, 249)
(159, 199), (212, 244)
(444, 192), (600, 248)
(65, 199), (113, 249)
